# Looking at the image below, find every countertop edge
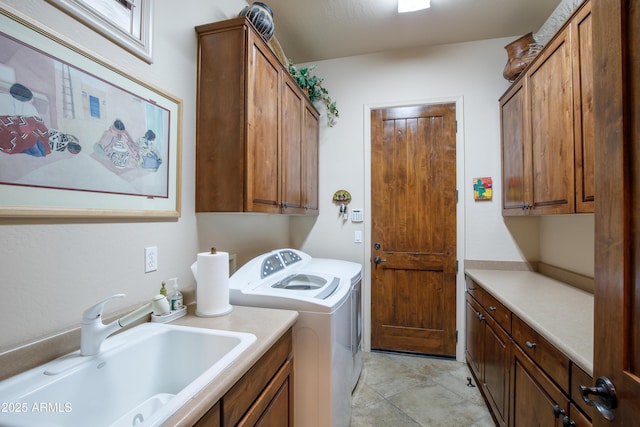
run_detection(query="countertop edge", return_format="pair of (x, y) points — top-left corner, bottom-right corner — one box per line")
(465, 269), (594, 376)
(160, 304), (298, 427)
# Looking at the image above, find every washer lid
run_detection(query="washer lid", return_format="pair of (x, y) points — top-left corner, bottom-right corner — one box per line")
(269, 274), (341, 299)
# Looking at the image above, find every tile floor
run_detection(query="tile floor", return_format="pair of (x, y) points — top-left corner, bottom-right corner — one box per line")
(351, 351), (495, 427)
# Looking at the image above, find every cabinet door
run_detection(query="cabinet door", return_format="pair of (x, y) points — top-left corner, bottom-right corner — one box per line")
(572, 2), (595, 213)
(302, 101), (319, 215)
(236, 356), (293, 427)
(483, 315), (510, 427)
(500, 80), (529, 215)
(510, 343), (569, 427)
(246, 33), (281, 213)
(527, 26), (576, 214)
(465, 294), (484, 381)
(195, 401), (221, 427)
(281, 79), (304, 214)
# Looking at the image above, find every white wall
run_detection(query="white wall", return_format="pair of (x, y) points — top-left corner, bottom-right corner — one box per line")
(0, 0), (286, 351)
(0, 0), (594, 356)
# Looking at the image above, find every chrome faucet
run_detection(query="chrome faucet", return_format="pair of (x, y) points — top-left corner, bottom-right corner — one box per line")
(80, 294), (170, 356)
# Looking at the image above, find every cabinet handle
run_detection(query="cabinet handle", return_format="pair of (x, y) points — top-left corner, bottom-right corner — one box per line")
(525, 340), (537, 349)
(476, 312), (485, 321)
(489, 306), (497, 311)
(562, 416), (576, 427)
(553, 404), (566, 418)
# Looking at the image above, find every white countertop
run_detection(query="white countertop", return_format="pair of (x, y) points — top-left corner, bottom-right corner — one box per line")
(465, 269), (594, 375)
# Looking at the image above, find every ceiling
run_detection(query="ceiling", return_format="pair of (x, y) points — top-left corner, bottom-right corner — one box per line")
(262, 0), (563, 63)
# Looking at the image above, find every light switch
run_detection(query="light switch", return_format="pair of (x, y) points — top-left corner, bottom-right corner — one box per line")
(354, 230), (362, 243)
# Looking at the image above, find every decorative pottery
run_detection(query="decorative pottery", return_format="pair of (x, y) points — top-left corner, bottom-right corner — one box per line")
(502, 32), (538, 81)
(239, 2), (275, 41)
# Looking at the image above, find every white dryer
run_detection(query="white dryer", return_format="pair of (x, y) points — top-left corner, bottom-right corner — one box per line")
(229, 249), (362, 427)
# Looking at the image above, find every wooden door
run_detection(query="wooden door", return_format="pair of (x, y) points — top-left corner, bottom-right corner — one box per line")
(573, 2), (595, 213)
(484, 314), (510, 427)
(281, 79), (304, 214)
(500, 80), (530, 215)
(371, 103), (457, 356)
(246, 33), (280, 213)
(527, 26), (575, 215)
(591, 0), (640, 425)
(465, 295), (484, 381)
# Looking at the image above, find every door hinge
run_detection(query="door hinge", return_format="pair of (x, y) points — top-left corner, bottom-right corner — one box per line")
(456, 189), (459, 203)
(456, 330), (459, 343)
(455, 120), (458, 133)
(456, 260), (459, 273)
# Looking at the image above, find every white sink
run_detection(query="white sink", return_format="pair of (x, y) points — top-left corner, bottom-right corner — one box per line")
(0, 323), (256, 427)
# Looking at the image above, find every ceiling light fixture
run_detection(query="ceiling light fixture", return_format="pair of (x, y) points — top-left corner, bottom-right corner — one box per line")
(398, 0), (431, 13)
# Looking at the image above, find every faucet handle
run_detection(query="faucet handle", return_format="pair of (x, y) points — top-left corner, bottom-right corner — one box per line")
(82, 294), (125, 322)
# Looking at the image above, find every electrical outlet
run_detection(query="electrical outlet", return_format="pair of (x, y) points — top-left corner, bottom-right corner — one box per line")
(145, 246), (158, 273)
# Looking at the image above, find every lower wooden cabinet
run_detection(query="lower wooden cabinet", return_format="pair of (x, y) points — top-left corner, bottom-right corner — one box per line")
(465, 276), (593, 427)
(465, 292), (510, 426)
(195, 329), (293, 427)
(510, 342), (569, 427)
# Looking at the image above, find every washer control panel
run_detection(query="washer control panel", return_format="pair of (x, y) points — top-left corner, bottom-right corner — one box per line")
(279, 250), (303, 266)
(261, 254), (285, 278)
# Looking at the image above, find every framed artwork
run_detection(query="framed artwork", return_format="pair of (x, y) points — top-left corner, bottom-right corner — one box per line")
(473, 177), (493, 201)
(0, 6), (182, 218)
(45, 0), (153, 63)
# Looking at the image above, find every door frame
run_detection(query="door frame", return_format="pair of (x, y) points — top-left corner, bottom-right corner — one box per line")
(363, 96), (466, 361)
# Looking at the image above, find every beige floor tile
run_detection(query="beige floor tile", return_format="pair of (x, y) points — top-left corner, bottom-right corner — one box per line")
(351, 351), (495, 427)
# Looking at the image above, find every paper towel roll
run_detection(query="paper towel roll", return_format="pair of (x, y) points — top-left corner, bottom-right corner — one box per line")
(195, 250), (232, 317)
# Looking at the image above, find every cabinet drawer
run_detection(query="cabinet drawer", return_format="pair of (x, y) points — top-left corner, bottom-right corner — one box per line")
(512, 314), (570, 391)
(571, 363), (595, 421)
(466, 277), (484, 305)
(483, 291), (511, 334)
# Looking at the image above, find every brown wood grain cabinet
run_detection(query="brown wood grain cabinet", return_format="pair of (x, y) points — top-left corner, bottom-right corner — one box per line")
(195, 17), (319, 215)
(500, 0), (594, 215)
(195, 329), (294, 427)
(466, 287), (510, 427)
(465, 276), (593, 427)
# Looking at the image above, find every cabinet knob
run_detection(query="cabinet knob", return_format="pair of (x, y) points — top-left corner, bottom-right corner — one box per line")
(525, 340), (537, 349)
(553, 404), (566, 418)
(476, 312), (485, 321)
(562, 416), (576, 427)
(489, 306), (497, 311)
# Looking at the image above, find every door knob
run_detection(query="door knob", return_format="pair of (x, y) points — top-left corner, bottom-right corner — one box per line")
(374, 242), (381, 250)
(579, 376), (617, 421)
(373, 256), (387, 264)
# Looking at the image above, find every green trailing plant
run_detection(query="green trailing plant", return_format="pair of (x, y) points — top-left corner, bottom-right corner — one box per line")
(288, 63), (339, 127)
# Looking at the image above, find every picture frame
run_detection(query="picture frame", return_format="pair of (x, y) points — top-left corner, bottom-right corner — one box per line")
(45, 0), (153, 63)
(0, 6), (182, 219)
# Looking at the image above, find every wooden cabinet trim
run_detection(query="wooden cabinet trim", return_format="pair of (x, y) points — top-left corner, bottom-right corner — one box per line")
(500, 0), (594, 217)
(570, 363), (595, 421)
(236, 356), (293, 426)
(195, 17), (319, 214)
(222, 329), (293, 426)
(510, 343), (570, 426)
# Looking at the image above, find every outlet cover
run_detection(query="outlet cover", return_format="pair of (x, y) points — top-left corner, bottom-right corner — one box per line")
(145, 246), (158, 273)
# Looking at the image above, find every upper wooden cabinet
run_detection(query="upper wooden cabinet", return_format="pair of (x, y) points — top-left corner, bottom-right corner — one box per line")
(500, 0), (594, 215)
(195, 17), (319, 215)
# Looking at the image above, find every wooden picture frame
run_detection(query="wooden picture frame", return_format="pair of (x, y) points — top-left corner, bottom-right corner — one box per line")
(45, 0), (153, 63)
(0, 7), (182, 218)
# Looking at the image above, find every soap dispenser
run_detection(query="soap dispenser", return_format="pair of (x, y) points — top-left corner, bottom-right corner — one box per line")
(169, 278), (183, 311)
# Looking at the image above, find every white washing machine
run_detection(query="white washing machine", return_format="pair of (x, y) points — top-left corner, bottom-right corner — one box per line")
(229, 249), (362, 427)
